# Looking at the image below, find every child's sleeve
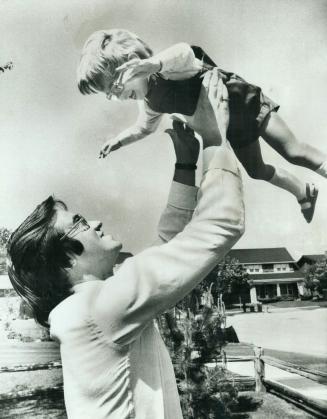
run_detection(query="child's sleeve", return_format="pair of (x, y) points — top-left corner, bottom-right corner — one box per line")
(114, 101), (163, 147)
(155, 43), (203, 80)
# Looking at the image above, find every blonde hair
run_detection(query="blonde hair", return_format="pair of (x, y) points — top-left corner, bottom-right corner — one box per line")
(77, 29), (153, 95)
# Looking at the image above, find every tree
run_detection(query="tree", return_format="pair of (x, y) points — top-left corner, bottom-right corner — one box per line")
(0, 227), (12, 253)
(0, 61), (13, 73)
(304, 257), (327, 296)
(203, 257), (250, 307)
(159, 305), (238, 418)
(157, 256), (252, 417)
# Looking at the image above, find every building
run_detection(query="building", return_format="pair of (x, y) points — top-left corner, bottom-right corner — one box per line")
(227, 247), (308, 304)
(297, 253), (326, 271)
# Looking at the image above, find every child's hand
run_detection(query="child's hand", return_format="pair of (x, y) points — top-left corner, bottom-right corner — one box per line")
(116, 58), (161, 85)
(203, 68), (230, 144)
(99, 138), (122, 159)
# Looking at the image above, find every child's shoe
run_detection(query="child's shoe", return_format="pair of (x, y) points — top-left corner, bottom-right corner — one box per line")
(298, 183), (318, 223)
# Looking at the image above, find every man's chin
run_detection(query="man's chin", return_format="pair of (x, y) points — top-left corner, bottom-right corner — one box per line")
(111, 242), (123, 261)
(116, 243), (123, 253)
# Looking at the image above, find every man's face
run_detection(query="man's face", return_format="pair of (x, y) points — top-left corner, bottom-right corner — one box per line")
(55, 208), (122, 280)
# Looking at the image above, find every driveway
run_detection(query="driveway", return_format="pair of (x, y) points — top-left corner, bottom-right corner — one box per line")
(228, 307), (327, 357)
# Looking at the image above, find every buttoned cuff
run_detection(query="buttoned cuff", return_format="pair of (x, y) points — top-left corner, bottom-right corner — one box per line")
(203, 146), (239, 175)
(168, 181), (198, 210)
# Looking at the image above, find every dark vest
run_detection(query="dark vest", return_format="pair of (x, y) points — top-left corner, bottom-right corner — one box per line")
(145, 46), (267, 148)
(145, 46), (215, 116)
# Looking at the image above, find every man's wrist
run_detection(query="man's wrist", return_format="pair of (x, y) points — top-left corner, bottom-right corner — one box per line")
(175, 162), (197, 170)
(173, 166), (196, 186)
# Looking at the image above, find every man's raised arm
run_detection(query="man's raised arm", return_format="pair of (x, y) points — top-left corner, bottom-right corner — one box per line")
(157, 122), (200, 244)
(94, 71), (245, 345)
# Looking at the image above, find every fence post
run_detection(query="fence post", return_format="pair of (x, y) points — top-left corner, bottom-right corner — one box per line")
(254, 346), (266, 393)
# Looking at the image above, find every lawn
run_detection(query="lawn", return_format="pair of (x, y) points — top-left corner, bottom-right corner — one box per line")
(267, 300), (327, 309)
(225, 343), (327, 373)
(234, 391), (316, 418)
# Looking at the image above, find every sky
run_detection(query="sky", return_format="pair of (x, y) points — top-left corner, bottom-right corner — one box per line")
(1, 0), (327, 258)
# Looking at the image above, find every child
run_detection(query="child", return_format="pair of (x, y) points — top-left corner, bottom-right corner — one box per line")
(77, 29), (327, 223)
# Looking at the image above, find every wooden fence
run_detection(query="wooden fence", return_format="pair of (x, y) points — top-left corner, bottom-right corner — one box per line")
(248, 346), (327, 418)
(1, 347), (327, 418)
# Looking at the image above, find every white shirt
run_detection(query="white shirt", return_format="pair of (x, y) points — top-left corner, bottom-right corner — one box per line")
(49, 146), (244, 418)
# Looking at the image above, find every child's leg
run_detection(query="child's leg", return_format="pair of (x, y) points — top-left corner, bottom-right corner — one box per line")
(260, 112), (327, 175)
(234, 140), (318, 222)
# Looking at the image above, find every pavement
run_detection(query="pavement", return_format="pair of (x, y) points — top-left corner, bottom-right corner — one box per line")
(227, 306), (327, 357)
(224, 306), (327, 412)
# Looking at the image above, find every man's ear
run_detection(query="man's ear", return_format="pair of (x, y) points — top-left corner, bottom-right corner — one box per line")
(66, 258), (77, 270)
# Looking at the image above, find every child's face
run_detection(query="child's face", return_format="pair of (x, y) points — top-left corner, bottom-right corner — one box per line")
(105, 69), (148, 101)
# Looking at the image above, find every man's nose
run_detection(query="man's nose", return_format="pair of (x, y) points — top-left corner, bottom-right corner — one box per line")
(110, 94), (120, 101)
(90, 221), (102, 230)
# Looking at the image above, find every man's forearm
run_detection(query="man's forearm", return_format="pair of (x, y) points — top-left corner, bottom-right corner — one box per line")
(173, 167), (196, 187)
(157, 145), (198, 244)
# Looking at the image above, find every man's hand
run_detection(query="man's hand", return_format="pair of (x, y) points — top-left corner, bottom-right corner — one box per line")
(165, 121), (200, 165)
(116, 57), (161, 85)
(203, 68), (230, 145)
(165, 121), (200, 186)
(99, 138), (122, 159)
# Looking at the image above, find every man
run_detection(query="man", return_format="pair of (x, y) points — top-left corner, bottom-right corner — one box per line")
(7, 71), (244, 418)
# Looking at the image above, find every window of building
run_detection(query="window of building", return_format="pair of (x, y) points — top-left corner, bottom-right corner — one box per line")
(256, 284), (277, 299)
(263, 264), (274, 272)
(280, 283), (298, 297)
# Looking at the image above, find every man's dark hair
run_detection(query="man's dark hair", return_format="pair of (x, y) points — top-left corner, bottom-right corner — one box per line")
(7, 196), (84, 327)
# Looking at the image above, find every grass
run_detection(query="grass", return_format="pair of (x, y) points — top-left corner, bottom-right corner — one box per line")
(227, 300), (327, 313)
(225, 343), (327, 373)
(0, 391), (66, 419)
(232, 391), (316, 418)
(0, 387), (314, 419)
(0, 369), (63, 395)
(267, 300), (327, 309)
(265, 348), (327, 373)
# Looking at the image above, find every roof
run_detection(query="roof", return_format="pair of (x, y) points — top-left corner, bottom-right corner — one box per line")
(249, 271), (305, 285)
(297, 254), (325, 266)
(251, 278), (303, 285)
(249, 271), (305, 281)
(227, 248), (294, 264)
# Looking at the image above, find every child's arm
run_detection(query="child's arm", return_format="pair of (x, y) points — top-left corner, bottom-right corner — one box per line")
(99, 101), (163, 158)
(116, 43), (202, 86)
